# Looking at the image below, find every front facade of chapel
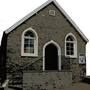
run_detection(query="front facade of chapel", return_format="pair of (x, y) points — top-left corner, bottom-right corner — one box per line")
(0, 0), (88, 90)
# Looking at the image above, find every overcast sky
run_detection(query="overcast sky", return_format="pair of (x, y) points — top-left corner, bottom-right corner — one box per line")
(0, 0), (90, 75)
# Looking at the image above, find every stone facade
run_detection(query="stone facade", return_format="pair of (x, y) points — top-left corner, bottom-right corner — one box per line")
(6, 2), (86, 80)
(0, 1), (87, 90)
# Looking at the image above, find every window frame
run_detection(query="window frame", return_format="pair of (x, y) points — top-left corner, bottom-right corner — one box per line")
(21, 27), (38, 57)
(49, 10), (55, 16)
(65, 33), (77, 58)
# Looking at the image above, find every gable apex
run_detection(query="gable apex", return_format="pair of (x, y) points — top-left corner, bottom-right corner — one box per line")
(5, 0), (89, 42)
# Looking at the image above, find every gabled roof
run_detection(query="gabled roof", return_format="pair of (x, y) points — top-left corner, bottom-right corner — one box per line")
(5, 0), (89, 42)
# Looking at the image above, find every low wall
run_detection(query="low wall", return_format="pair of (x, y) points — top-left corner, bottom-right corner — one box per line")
(23, 71), (72, 90)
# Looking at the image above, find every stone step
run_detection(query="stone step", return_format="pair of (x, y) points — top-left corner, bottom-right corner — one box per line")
(8, 73), (23, 88)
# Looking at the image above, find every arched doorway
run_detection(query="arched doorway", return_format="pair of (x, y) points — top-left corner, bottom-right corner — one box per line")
(45, 44), (58, 70)
(43, 40), (61, 71)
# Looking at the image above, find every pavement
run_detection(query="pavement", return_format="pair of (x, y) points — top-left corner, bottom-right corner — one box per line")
(65, 82), (90, 90)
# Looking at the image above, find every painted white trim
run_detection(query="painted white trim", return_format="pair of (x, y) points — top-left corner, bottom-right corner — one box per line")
(65, 33), (77, 58)
(43, 40), (61, 71)
(21, 27), (38, 57)
(4, 0), (88, 42)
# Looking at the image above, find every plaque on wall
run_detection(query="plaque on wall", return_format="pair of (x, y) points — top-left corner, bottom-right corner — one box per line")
(79, 54), (86, 64)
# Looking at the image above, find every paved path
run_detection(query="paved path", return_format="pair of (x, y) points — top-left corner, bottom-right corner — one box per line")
(65, 82), (90, 90)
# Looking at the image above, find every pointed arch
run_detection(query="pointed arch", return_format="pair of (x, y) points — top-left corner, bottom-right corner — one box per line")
(43, 40), (61, 71)
(21, 27), (38, 56)
(65, 33), (77, 41)
(65, 33), (77, 58)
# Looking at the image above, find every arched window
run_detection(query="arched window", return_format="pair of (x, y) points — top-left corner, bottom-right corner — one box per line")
(21, 28), (38, 56)
(65, 33), (77, 58)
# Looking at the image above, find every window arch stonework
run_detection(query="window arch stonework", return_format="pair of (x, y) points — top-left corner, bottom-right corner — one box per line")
(21, 27), (38, 57)
(65, 33), (77, 58)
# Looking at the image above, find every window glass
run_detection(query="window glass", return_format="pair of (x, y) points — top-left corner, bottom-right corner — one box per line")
(66, 36), (73, 41)
(25, 31), (34, 37)
(21, 28), (38, 56)
(66, 36), (74, 56)
(24, 32), (34, 54)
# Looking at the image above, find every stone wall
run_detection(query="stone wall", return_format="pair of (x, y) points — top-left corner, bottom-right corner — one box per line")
(23, 71), (72, 90)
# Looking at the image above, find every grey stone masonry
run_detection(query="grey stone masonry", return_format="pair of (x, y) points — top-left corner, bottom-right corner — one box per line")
(23, 71), (72, 90)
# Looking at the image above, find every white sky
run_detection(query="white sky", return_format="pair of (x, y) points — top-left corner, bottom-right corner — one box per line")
(0, 0), (90, 75)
